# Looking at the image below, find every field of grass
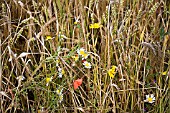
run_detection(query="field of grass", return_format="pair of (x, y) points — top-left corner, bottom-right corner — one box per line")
(0, 0), (170, 113)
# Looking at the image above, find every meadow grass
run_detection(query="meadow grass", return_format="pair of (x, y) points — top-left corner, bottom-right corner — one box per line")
(0, 0), (170, 113)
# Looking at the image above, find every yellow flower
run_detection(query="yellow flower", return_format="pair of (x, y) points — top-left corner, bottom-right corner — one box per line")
(74, 21), (78, 25)
(162, 71), (168, 75)
(108, 65), (117, 78)
(46, 35), (52, 40)
(111, 65), (117, 71)
(89, 23), (102, 29)
(72, 55), (79, 61)
(61, 69), (65, 75)
(83, 61), (92, 69)
(46, 76), (53, 86)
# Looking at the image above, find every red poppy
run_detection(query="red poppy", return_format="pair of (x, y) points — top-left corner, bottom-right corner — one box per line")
(73, 78), (82, 90)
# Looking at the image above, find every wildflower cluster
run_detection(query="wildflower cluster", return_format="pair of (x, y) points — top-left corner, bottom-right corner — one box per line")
(76, 48), (91, 69)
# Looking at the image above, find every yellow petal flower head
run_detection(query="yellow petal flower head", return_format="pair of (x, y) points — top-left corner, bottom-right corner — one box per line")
(61, 69), (65, 75)
(46, 35), (52, 40)
(162, 71), (168, 75)
(72, 55), (79, 61)
(89, 23), (102, 29)
(46, 76), (53, 86)
(108, 65), (117, 78)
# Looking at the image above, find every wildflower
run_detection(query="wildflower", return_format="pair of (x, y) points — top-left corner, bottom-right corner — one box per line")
(82, 52), (89, 59)
(161, 71), (168, 75)
(144, 94), (155, 103)
(46, 76), (53, 86)
(58, 68), (65, 78)
(56, 88), (63, 103)
(56, 88), (63, 95)
(16, 75), (25, 81)
(46, 35), (52, 40)
(61, 69), (65, 75)
(58, 73), (62, 78)
(108, 65), (117, 78)
(73, 78), (83, 90)
(56, 57), (60, 67)
(74, 21), (78, 25)
(83, 61), (92, 69)
(89, 23), (102, 29)
(72, 55), (79, 62)
(74, 16), (80, 25)
(58, 94), (63, 103)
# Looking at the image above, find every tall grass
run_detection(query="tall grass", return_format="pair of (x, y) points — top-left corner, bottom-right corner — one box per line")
(0, 0), (170, 112)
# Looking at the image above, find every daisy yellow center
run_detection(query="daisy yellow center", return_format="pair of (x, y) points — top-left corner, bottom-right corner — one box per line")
(80, 50), (85, 55)
(85, 63), (90, 67)
(46, 78), (51, 83)
(148, 97), (153, 102)
(57, 89), (60, 94)
(82, 53), (88, 58)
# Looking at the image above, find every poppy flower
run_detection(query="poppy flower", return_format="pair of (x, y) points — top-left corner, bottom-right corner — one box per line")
(73, 78), (83, 90)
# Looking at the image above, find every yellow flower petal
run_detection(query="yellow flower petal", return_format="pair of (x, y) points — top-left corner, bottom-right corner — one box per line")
(108, 65), (117, 78)
(72, 55), (79, 61)
(46, 78), (51, 83)
(74, 21), (78, 25)
(89, 23), (102, 29)
(62, 69), (65, 75)
(46, 35), (52, 40)
(162, 71), (167, 75)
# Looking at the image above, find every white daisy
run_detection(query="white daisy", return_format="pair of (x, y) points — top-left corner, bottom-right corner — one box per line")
(83, 61), (92, 69)
(77, 48), (89, 59)
(144, 94), (155, 103)
(16, 75), (25, 81)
